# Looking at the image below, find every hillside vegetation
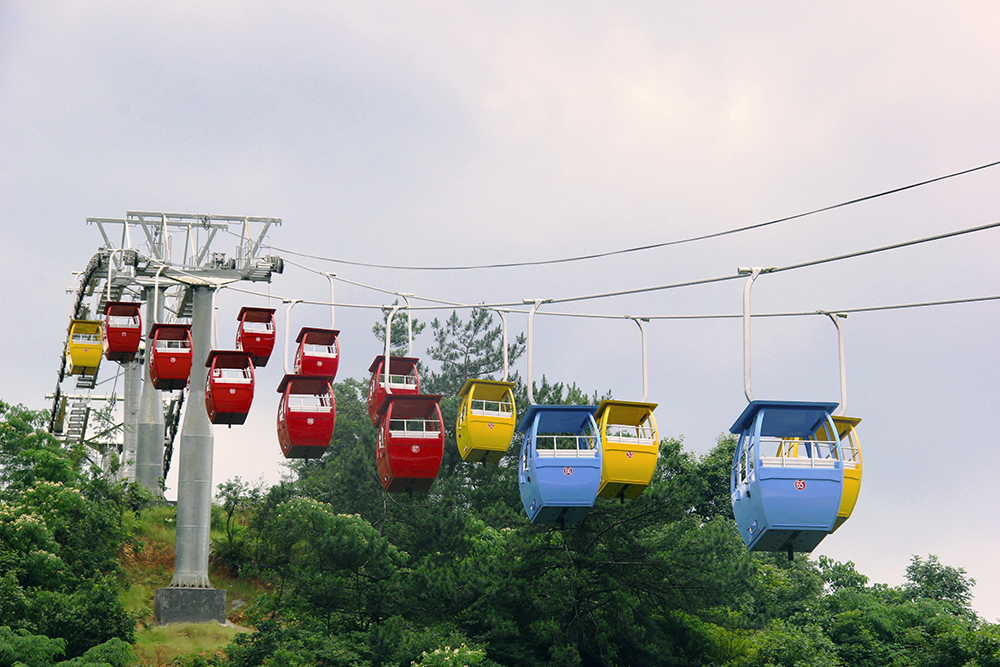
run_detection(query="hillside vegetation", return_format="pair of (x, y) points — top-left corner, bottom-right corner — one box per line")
(3, 310), (1000, 666)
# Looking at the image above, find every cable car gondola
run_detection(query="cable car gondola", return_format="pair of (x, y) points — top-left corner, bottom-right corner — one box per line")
(66, 319), (103, 376)
(293, 327), (340, 379)
(817, 415), (863, 531)
(148, 323), (193, 391)
(374, 394), (444, 493)
(236, 307), (277, 367)
(456, 379), (517, 464)
(204, 351), (255, 425)
(728, 269), (865, 556)
(730, 400), (847, 554)
(517, 404), (602, 525)
(102, 302), (142, 362)
(594, 400), (659, 500)
(366, 356), (420, 427)
(276, 374), (336, 459)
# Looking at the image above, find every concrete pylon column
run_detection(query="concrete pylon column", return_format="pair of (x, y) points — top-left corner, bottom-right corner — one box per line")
(171, 285), (215, 588)
(136, 288), (165, 495)
(120, 360), (141, 482)
(156, 285), (226, 624)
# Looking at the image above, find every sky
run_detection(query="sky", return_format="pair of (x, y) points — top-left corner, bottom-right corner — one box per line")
(2, 1), (1000, 619)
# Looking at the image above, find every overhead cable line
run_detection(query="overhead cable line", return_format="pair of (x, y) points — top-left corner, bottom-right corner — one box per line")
(224, 274), (1000, 323)
(223, 219), (1000, 318)
(544, 219), (1000, 305)
(225, 281), (999, 323)
(635, 294), (1000, 320)
(264, 158), (1000, 271)
(282, 257), (469, 307)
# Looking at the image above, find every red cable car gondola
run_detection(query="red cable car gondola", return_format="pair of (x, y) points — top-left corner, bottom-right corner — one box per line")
(374, 394), (444, 493)
(102, 301), (142, 362)
(293, 327), (340, 379)
(205, 351), (255, 426)
(276, 374), (336, 459)
(235, 307), (277, 367)
(148, 323), (193, 391)
(366, 356), (421, 426)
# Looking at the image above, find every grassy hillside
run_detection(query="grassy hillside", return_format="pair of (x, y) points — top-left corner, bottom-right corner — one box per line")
(123, 504), (267, 666)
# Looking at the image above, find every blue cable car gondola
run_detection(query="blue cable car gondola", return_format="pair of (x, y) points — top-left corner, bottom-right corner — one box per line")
(517, 404), (602, 525)
(730, 400), (846, 554)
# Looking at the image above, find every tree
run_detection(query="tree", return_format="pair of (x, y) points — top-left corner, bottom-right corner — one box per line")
(422, 308), (525, 396)
(731, 619), (842, 667)
(904, 554), (976, 617)
(213, 477), (264, 576)
(0, 402), (139, 659)
(0, 402), (82, 492)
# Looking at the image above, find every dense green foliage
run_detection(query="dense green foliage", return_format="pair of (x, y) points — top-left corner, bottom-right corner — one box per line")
(0, 401), (141, 665)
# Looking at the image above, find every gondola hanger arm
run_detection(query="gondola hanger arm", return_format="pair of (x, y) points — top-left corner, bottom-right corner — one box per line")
(322, 272), (336, 329)
(740, 267), (765, 403)
(523, 298), (552, 404)
(402, 294), (413, 356)
(491, 308), (510, 382)
(817, 310), (849, 416)
(282, 298), (302, 376)
(383, 303), (403, 395)
(386, 292), (414, 356)
(627, 316), (650, 402)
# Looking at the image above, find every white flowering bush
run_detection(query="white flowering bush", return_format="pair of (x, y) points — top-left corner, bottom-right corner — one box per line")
(411, 643), (486, 667)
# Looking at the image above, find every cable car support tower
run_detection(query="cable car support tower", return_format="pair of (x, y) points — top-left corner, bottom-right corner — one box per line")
(51, 212), (282, 624)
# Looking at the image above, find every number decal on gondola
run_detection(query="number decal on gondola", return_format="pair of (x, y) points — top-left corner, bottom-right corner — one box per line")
(563, 467), (573, 476)
(794, 479), (806, 491)
(626, 451), (634, 458)
(411, 445), (420, 453)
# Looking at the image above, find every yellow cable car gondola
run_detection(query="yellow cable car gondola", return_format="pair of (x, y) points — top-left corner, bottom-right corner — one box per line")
(456, 378), (516, 464)
(66, 319), (103, 376)
(595, 400), (659, 500)
(815, 415), (863, 531)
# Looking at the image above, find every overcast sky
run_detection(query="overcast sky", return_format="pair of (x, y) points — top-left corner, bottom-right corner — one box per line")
(2, 2), (1000, 619)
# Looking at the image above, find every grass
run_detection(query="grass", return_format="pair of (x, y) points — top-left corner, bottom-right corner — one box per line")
(132, 622), (242, 666)
(122, 503), (270, 665)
